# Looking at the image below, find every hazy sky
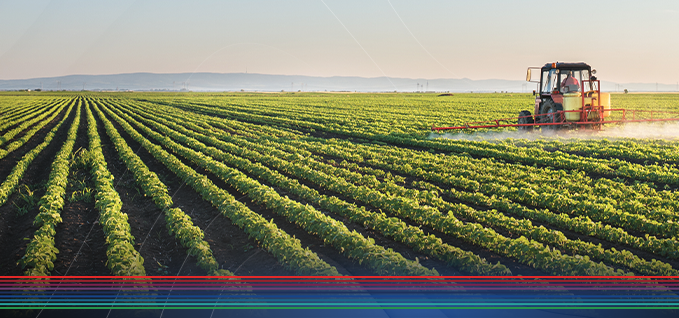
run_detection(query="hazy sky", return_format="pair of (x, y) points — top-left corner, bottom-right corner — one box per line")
(1, 0), (678, 84)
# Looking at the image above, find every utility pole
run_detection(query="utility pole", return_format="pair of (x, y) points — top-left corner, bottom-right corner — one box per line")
(426, 81), (429, 92)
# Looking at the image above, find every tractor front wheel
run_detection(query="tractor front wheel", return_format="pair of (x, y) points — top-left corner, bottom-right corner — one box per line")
(517, 110), (534, 131)
(540, 100), (564, 130)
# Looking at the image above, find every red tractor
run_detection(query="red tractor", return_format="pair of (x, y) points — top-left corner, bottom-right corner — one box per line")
(521, 62), (605, 131)
(432, 62), (679, 132)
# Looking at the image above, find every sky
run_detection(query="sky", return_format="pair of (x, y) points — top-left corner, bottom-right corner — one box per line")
(1, 0), (678, 84)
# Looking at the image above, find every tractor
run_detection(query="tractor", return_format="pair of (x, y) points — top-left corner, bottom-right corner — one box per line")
(431, 61), (679, 132)
(521, 62), (606, 131)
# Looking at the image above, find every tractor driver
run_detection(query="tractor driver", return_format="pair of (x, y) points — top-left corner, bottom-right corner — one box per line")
(561, 71), (579, 93)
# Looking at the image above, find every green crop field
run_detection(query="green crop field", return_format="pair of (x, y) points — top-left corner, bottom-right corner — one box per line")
(2, 91), (679, 277)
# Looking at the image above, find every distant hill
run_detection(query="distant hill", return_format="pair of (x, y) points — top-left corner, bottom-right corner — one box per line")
(0, 72), (676, 93)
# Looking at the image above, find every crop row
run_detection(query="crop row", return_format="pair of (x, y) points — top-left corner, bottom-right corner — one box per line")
(402, 135), (679, 189)
(231, 131), (677, 276)
(329, 160), (678, 276)
(157, 99), (679, 273)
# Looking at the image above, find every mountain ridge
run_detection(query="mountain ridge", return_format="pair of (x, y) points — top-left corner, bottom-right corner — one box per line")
(1, 72), (676, 93)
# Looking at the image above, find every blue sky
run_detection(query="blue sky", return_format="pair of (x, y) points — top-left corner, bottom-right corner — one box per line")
(1, 0), (678, 84)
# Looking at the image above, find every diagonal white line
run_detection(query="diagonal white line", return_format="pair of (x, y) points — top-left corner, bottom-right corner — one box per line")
(321, 0), (399, 91)
(36, 218), (98, 318)
(160, 209), (223, 318)
(386, 0), (459, 78)
(64, 220), (98, 276)
(209, 249), (262, 318)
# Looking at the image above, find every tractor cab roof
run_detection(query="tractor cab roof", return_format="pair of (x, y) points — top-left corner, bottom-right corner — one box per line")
(541, 62), (591, 72)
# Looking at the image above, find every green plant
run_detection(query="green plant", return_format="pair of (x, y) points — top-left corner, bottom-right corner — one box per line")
(68, 176), (94, 203)
(14, 184), (38, 216)
(69, 188), (93, 203)
(70, 147), (94, 170)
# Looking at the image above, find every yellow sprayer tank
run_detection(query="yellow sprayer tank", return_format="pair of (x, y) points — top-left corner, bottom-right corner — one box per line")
(562, 92), (581, 121)
(562, 92), (611, 122)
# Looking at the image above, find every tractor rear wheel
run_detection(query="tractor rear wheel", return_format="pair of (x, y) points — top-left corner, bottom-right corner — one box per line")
(517, 110), (534, 131)
(540, 100), (564, 130)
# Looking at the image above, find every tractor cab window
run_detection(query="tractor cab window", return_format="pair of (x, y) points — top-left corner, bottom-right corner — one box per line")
(541, 69), (558, 94)
(559, 70), (588, 93)
(580, 69), (592, 90)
